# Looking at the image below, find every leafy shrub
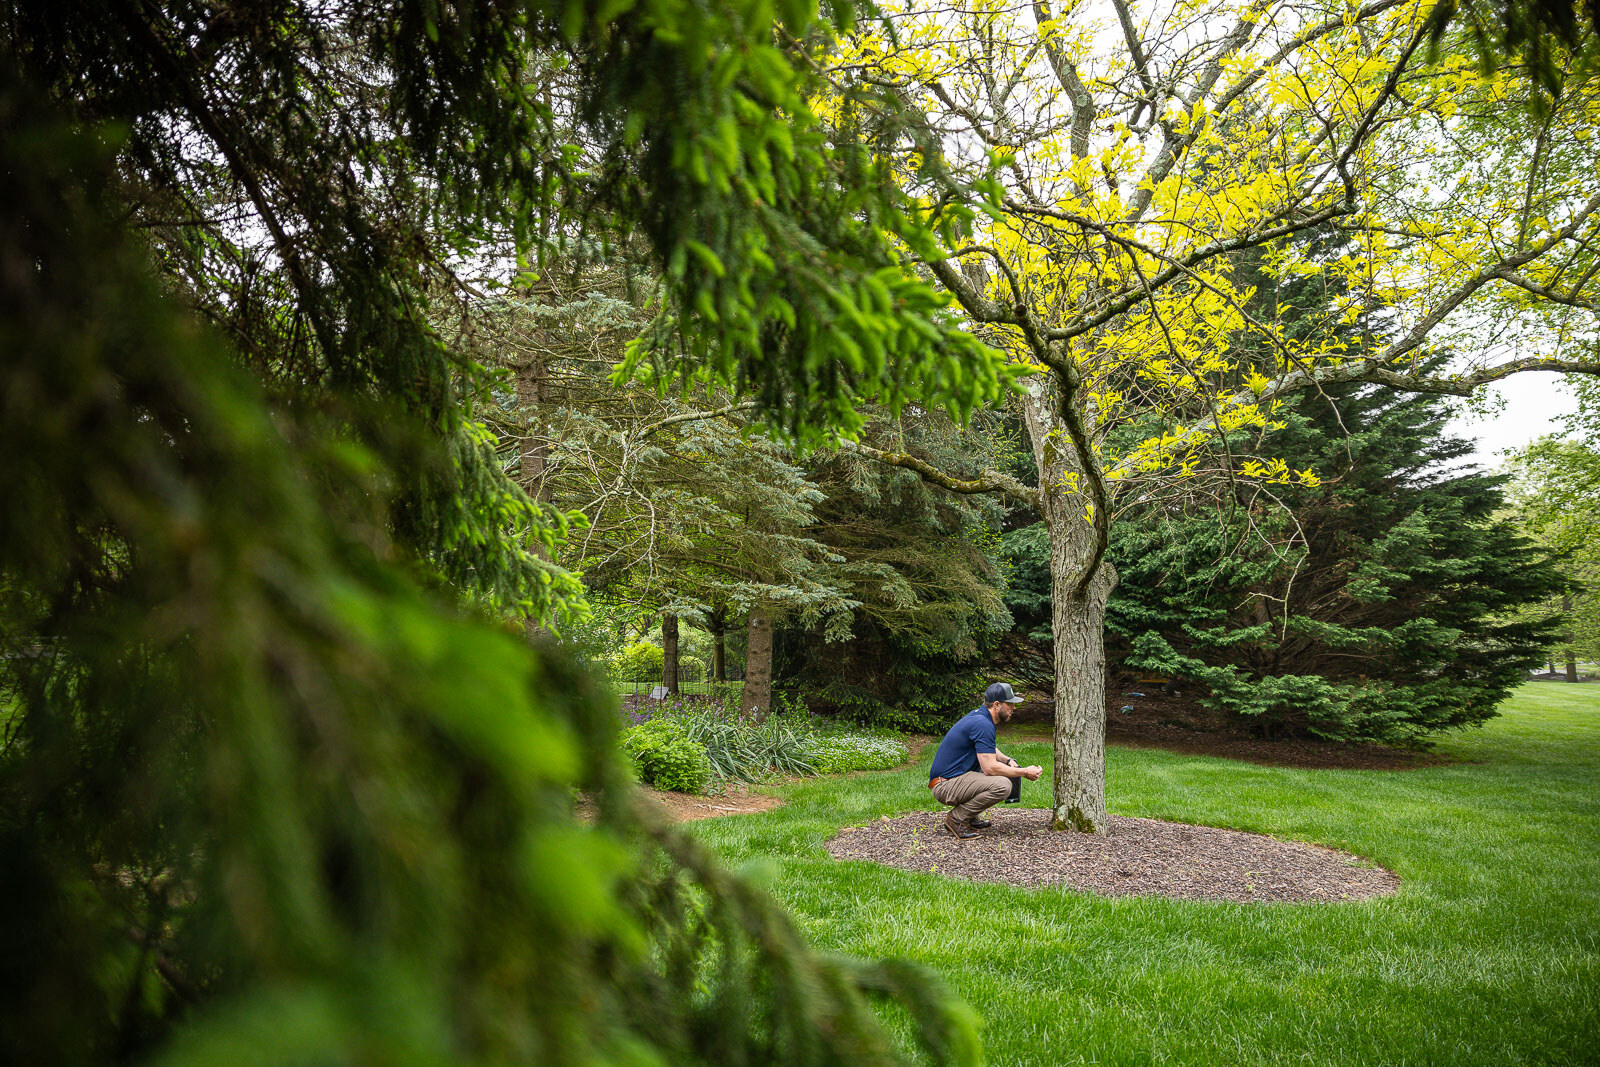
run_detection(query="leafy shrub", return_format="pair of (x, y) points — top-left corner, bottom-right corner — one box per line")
(621, 718), (712, 793)
(614, 640), (665, 683)
(804, 735), (907, 774)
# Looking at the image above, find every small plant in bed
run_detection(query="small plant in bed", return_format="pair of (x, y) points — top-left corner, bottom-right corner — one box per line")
(803, 734), (907, 774)
(620, 696), (908, 791)
(619, 717), (713, 794)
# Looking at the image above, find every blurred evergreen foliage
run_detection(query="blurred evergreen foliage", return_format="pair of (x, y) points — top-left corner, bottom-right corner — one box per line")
(0, 0), (991, 1060)
(1427, 0), (1599, 108)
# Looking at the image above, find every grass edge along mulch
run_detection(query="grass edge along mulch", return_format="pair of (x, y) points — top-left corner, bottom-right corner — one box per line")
(826, 808), (1399, 904)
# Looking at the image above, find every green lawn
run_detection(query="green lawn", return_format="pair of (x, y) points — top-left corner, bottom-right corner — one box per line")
(687, 684), (1600, 1065)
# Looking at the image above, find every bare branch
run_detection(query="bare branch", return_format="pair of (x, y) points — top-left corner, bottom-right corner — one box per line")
(640, 401), (760, 436)
(1328, 356), (1600, 397)
(1031, 0), (1096, 163)
(1128, 0), (1272, 222)
(1498, 272), (1600, 311)
(834, 440), (1040, 511)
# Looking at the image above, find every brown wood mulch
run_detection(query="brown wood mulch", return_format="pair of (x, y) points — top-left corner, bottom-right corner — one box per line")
(827, 809), (1398, 903)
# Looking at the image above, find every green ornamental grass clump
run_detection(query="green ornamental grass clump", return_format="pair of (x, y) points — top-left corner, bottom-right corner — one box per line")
(623, 698), (911, 789)
(621, 718), (713, 793)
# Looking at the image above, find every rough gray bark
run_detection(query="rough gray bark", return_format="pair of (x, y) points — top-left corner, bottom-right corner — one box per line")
(1044, 564), (1115, 831)
(517, 352), (550, 643)
(1564, 594), (1578, 682)
(1021, 379), (1117, 832)
(741, 610), (773, 719)
(662, 613), (680, 694)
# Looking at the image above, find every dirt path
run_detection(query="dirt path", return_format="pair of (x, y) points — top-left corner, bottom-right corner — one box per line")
(643, 784), (785, 821)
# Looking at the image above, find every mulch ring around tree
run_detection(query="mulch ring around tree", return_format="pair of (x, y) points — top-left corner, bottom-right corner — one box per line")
(827, 809), (1398, 903)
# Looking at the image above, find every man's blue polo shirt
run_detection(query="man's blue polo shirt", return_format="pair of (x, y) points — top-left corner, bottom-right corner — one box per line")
(929, 707), (996, 781)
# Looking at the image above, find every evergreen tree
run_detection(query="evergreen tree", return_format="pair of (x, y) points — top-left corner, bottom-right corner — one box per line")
(463, 269), (869, 711)
(0, 2), (992, 1061)
(1105, 382), (1563, 744)
(777, 411), (1014, 731)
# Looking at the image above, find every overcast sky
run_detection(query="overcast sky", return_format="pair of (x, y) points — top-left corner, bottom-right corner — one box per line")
(1444, 374), (1579, 472)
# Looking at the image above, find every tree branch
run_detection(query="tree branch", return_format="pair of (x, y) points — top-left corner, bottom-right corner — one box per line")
(1029, 200), (1357, 341)
(640, 401), (760, 436)
(835, 440), (1040, 511)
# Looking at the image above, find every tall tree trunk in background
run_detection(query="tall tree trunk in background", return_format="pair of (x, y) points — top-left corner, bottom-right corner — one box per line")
(662, 614), (680, 694)
(516, 352), (549, 642)
(741, 610), (772, 719)
(516, 353), (549, 507)
(708, 606), (727, 682)
(1564, 594), (1579, 682)
(1022, 380), (1117, 833)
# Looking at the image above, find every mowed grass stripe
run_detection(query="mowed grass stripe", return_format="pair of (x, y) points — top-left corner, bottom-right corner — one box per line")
(687, 684), (1600, 1065)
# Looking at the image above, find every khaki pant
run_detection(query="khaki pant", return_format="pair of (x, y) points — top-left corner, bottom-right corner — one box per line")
(931, 771), (1011, 823)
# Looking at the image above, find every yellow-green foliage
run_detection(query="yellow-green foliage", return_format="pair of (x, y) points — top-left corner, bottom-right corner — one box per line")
(614, 640), (666, 683)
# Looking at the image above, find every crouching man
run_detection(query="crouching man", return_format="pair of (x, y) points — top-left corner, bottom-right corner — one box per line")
(928, 682), (1043, 839)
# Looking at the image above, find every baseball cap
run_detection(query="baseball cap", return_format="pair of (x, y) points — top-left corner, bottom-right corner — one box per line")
(983, 682), (1025, 705)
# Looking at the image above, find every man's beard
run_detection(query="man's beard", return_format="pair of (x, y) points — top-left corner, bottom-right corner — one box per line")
(996, 704), (1013, 722)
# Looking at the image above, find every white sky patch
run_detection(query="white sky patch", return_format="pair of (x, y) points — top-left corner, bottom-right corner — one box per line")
(1445, 374), (1580, 469)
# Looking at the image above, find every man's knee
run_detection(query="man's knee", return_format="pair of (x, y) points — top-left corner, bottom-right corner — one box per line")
(981, 777), (1010, 799)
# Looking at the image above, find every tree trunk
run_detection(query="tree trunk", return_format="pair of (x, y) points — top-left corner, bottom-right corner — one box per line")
(1039, 491), (1117, 833)
(709, 607), (727, 682)
(516, 354), (549, 504)
(741, 610), (773, 719)
(516, 352), (550, 642)
(661, 614), (679, 695)
(1022, 378), (1117, 832)
(1563, 595), (1579, 681)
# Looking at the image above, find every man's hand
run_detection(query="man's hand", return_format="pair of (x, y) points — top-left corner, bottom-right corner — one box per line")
(978, 752), (1043, 779)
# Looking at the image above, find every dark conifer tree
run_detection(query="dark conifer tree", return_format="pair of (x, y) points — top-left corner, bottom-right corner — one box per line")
(1104, 379), (1563, 744)
(775, 412), (1014, 730)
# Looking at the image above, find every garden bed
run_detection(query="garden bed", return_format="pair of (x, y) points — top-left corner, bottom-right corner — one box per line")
(827, 809), (1399, 903)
